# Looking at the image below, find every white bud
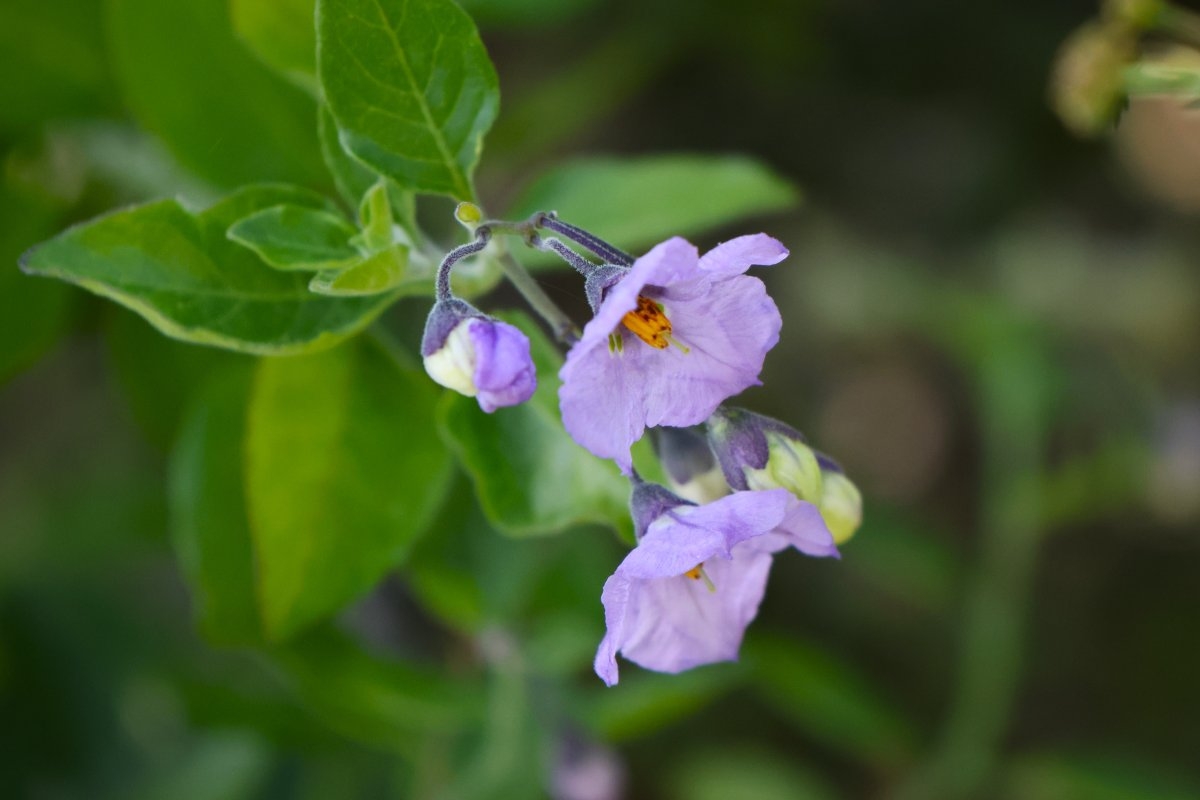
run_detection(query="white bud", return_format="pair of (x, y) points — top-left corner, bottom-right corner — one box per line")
(423, 318), (479, 397)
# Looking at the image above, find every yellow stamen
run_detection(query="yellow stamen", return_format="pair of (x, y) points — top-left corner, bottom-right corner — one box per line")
(621, 295), (673, 349)
(663, 333), (690, 354)
(683, 564), (716, 593)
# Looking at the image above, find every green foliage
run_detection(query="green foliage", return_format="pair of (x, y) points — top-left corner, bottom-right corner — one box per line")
(22, 185), (399, 355)
(170, 365), (264, 645)
(0, 0), (116, 133)
(438, 313), (633, 540)
(245, 338), (452, 640)
(107, 0), (326, 188)
(510, 155), (799, 264)
(319, 104), (386, 208)
(227, 205), (362, 271)
(231, 0), (320, 93)
(308, 245), (411, 296)
(317, 0), (500, 199)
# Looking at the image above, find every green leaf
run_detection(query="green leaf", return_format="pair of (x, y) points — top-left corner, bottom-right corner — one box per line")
(231, 0), (319, 92)
(21, 184), (399, 355)
(509, 155), (799, 266)
(319, 103), (383, 207)
(107, 0), (326, 188)
(245, 338), (452, 640)
(169, 364), (263, 645)
(437, 312), (632, 539)
(227, 204), (361, 271)
(317, 0), (500, 199)
(745, 633), (914, 767)
(308, 244), (410, 296)
(353, 180), (400, 251)
(1124, 61), (1200, 100)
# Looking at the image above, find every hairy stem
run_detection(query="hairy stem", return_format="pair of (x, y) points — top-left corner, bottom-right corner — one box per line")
(537, 214), (634, 266)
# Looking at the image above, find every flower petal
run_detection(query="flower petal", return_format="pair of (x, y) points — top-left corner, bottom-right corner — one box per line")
(604, 543), (777, 679)
(698, 234), (788, 280)
(619, 489), (794, 578)
(583, 237), (699, 349)
(558, 333), (653, 472)
(776, 495), (840, 558)
(639, 276), (781, 429)
(469, 319), (537, 412)
(594, 489), (838, 685)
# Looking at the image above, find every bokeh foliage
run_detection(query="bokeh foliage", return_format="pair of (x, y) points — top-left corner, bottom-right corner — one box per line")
(2, 0), (1199, 798)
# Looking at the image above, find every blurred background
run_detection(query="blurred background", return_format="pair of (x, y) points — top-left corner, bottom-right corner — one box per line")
(2, 0), (1199, 798)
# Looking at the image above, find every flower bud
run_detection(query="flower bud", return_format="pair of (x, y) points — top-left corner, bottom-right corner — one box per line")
(629, 477), (692, 540)
(706, 407), (823, 503)
(1049, 20), (1136, 138)
(815, 453), (862, 545)
(421, 299), (536, 413)
(653, 426), (729, 504)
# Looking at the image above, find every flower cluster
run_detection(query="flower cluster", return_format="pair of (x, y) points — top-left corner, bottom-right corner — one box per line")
(421, 210), (862, 685)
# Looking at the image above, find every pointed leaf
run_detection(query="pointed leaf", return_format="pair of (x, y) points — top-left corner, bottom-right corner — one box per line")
(510, 155), (799, 266)
(21, 185), (399, 355)
(245, 339), (452, 640)
(317, 0), (500, 199)
(308, 244), (410, 296)
(227, 204), (361, 271)
(231, 0), (319, 92)
(107, 0), (326, 188)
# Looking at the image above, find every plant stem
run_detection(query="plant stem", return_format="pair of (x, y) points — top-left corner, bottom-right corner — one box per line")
(495, 243), (580, 345)
(537, 214), (634, 266)
(895, 319), (1049, 799)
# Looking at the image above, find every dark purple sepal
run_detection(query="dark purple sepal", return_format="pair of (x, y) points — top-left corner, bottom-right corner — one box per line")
(706, 406), (807, 490)
(421, 298), (481, 357)
(629, 477), (693, 541)
(583, 265), (630, 315)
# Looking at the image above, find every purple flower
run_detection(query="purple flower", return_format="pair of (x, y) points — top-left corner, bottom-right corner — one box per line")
(422, 299), (537, 413)
(559, 235), (787, 472)
(594, 484), (838, 686)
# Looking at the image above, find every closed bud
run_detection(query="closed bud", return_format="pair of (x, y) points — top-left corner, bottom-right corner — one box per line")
(706, 407), (823, 503)
(815, 454), (862, 545)
(421, 299), (536, 413)
(1049, 21), (1136, 137)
